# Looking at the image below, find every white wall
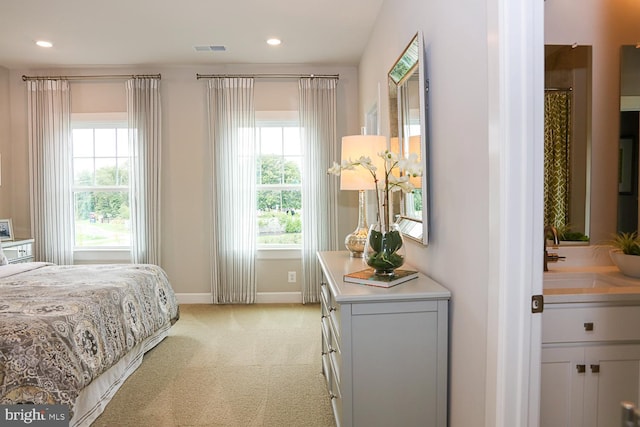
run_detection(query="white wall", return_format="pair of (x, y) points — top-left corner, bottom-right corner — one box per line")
(359, 0), (490, 425)
(545, 0), (640, 242)
(5, 64), (361, 298)
(356, 1), (640, 425)
(0, 66), (10, 217)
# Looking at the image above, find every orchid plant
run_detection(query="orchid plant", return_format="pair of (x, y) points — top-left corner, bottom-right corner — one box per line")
(328, 150), (423, 227)
(329, 149), (422, 273)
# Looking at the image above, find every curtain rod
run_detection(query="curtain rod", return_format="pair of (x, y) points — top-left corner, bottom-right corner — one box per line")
(22, 74), (161, 81)
(196, 73), (339, 80)
(545, 87), (572, 91)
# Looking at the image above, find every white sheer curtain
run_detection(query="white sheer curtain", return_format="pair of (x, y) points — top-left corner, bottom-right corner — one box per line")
(299, 78), (339, 303)
(27, 79), (74, 265)
(126, 78), (162, 265)
(206, 78), (257, 304)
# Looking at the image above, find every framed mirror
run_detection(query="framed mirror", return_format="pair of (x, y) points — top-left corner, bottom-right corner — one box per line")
(543, 45), (592, 244)
(618, 45), (640, 234)
(388, 31), (429, 245)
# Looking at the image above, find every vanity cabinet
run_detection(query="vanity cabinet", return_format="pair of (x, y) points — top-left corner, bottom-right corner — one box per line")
(1, 238), (34, 263)
(317, 251), (450, 427)
(541, 302), (640, 427)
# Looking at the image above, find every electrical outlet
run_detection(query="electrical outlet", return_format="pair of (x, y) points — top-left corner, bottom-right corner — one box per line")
(288, 271), (296, 283)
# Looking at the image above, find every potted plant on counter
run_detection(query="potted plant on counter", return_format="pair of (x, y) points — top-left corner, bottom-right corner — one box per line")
(556, 224), (589, 244)
(609, 232), (640, 278)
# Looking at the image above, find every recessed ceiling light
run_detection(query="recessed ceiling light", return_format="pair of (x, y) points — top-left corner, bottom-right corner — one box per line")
(36, 40), (53, 48)
(267, 38), (281, 46)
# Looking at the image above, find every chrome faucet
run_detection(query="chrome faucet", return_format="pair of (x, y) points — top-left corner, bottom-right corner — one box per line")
(544, 225), (564, 271)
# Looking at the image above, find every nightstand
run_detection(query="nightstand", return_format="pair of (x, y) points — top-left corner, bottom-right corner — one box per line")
(2, 238), (35, 263)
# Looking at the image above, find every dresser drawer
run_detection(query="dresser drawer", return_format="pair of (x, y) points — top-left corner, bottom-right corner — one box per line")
(543, 305), (640, 344)
(321, 281), (342, 345)
(327, 352), (343, 427)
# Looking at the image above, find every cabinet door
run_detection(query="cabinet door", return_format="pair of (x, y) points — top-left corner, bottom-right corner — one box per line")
(540, 346), (585, 427)
(350, 303), (440, 427)
(583, 344), (640, 427)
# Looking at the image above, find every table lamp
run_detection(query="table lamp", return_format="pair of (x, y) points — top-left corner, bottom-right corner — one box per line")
(340, 135), (387, 257)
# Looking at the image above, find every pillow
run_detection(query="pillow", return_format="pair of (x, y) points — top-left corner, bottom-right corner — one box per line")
(0, 243), (8, 266)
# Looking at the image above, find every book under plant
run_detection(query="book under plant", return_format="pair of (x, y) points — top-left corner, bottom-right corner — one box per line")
(343, 268), (419, 288)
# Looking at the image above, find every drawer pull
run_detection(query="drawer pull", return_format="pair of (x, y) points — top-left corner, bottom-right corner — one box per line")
(576, 364), (586, 373)
(583, 322), (594, 331)
(591, 364), (600, 373)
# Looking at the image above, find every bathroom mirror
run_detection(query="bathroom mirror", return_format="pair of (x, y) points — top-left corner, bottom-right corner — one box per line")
(544, 45), (592, 244)
(618, 45), (640, 233)
(389, 31), (429, 245)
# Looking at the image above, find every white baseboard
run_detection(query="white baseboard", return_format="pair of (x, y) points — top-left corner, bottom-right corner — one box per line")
(175, 292), (302, 304)
(175, 293), (213, 304)
(256, 291), (302, 304)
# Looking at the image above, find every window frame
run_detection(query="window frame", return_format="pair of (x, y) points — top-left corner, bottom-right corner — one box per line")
(70, 113), (131, 254)
(255, 116), (303, 251)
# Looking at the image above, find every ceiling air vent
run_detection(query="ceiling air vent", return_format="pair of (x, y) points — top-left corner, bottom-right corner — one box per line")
(194, 45), (227, 52)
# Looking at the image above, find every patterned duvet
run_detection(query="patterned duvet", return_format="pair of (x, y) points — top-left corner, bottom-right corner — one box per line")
(0, 263), (179, 417)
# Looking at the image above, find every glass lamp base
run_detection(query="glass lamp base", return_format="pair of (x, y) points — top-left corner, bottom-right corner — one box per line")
(345, 226), (369, 257)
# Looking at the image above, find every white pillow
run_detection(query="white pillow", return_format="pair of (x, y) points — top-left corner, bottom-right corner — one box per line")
(0, 243), (8, 266)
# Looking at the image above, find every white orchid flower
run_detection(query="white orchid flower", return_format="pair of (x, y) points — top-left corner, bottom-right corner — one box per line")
(328, 162), (342, 176)
(398, 154), (422, 176)
(329, 144), (422, 227)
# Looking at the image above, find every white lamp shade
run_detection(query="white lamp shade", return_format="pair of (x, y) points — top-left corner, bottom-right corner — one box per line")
(389, 136), (400, 153)
(389, 135), (422, 187)
(339, 135), (387, 190)
(408, 135), (422, 187)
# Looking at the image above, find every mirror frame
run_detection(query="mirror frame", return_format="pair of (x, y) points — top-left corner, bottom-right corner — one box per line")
(388, 31), (429, 245)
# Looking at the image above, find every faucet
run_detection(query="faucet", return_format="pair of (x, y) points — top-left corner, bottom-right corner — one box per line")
(544, 225), (564, 271)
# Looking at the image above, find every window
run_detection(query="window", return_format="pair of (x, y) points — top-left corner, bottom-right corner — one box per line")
(256, 122), (302, 246)
(71, 121), (130, 248)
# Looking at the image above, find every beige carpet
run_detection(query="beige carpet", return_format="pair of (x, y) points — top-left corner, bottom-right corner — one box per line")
(92, 304), (336, 427)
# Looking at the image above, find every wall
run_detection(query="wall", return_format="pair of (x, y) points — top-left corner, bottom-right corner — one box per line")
(358, 0), (490, 425)
(0, 66), (9, 217)
(6, 64), (360, 300)
(545, 0), (640, 243)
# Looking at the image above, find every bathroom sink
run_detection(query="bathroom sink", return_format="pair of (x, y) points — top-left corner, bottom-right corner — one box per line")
(543, 266), (640, 303)
(543, 272), (619, 289)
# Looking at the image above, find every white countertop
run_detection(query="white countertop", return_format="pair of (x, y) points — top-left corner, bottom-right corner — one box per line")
(544, 265), (640, 304)
(317, 251), (451, 303)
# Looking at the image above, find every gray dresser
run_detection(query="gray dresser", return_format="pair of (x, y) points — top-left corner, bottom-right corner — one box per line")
(317, 251), (450, 427)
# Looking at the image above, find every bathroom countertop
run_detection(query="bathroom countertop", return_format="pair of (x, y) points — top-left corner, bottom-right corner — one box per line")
(544, 266), (640, 304)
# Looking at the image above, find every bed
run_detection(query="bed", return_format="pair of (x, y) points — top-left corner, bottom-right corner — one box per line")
(0, 257), (180, 427)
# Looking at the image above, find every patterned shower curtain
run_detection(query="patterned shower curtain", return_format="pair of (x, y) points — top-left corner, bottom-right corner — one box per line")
(543, 90), (572, 229)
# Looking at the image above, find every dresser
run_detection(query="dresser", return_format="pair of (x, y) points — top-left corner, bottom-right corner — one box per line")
(317, 251), (451, 427)
(2, 238), (35, 263)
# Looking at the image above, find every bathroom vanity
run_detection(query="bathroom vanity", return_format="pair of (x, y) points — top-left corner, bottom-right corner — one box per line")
(541, 266), (640, 427)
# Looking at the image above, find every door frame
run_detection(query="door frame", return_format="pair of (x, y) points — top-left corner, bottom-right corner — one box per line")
(486, 0), (544, 425)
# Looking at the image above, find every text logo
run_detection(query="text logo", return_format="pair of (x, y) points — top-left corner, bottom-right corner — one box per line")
(1, 405), (68, 426)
